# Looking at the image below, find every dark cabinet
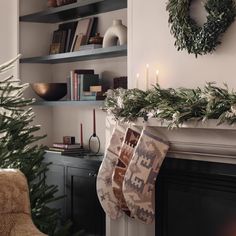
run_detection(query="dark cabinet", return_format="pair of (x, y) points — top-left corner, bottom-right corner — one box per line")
(44, 152), (105, 236)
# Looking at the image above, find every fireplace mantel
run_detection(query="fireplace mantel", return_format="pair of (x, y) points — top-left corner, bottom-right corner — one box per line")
(106, 116), (236, 165)
(105, 116), (236, 236)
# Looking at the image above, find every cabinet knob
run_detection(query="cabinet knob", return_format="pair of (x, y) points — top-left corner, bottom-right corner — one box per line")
(88, 172), (97, 178)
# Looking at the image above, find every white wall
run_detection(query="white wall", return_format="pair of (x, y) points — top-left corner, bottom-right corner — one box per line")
(128, 0), (236, 90)
(114, 0), (236, 236)
(0, 0), (19, 79)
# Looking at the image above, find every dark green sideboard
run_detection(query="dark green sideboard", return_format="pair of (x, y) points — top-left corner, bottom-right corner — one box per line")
(44, 152), (105, 236)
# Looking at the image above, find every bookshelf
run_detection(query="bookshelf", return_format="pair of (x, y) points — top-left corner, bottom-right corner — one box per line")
(20, 0), (127, 23)
(20, 45), (127, 64)
(33, 100), (104, 106)
(20, 0), (127, 152)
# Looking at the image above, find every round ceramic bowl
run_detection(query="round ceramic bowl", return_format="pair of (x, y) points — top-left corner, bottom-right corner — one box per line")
(31, 83), (67, 101)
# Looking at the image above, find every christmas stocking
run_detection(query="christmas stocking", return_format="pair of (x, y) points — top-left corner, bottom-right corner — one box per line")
(96, 127), (125, 219)
(123, 129), (169, 224)
(112, 128), (140, 216)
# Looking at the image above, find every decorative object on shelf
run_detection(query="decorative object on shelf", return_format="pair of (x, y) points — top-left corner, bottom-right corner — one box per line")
(56, 0), (76, 7)
(89, 33), (103, 45)
(104, 82), (236, 128)
(31, 83), (67, 101)
(112, 128), (140, 216)
(103, 19), (127, 48)
(113, 76), (127, 89)
(89, 109), (100, 154)
(166, 0), (236, 57)
(96, 127), (125, 219)
(123, 129), (169, 224)
(47, 0), (57, 7)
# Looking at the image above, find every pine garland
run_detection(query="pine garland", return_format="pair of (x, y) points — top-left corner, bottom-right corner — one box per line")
(166, 0), (236, 56)
(104, 83), (236, 128)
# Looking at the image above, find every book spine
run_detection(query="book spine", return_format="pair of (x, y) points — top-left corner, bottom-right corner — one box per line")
(70, 71), (74, 100)
(74, 72), (78, 100)
(77, 73), (80, 100)
(66, 76), (71, 100)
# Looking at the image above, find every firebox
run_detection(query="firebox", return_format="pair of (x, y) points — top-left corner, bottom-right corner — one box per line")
(155, 158), (236, 236)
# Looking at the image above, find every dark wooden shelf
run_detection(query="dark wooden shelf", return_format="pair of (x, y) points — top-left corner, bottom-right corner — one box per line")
(20, 0), (127, 23)
(33, 100), (104, 106)
(20, 45), (127, 64)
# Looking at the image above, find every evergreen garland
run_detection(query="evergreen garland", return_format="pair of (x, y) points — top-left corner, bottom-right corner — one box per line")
(0, 57), (66, 235)
(166, 0), (236, 56)
(104, 83), (236, 128)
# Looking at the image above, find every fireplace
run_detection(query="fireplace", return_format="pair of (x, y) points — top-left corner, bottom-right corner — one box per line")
(156, 158), (236, 236)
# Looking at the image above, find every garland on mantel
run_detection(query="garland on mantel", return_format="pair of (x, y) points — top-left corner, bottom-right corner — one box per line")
(103, 83), (236, 128)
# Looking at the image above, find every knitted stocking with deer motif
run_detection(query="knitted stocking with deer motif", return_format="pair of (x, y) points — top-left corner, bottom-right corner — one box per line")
(123, 129), (169, 224)
(96, 127), (125, 219)
(112, 128), (140, 216)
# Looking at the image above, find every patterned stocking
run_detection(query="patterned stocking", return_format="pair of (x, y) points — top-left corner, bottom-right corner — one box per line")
(112, 128), (140, 216)
(123, 129), (169, 224)
(96, 127), (125, 219)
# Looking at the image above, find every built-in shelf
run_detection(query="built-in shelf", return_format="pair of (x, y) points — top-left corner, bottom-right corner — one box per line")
(20, 0), (127, 23)
(20, 45), (127, 64)
(33, 100), (104, 106)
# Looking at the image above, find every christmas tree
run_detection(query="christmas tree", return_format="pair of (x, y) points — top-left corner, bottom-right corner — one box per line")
(0, 56), (61, 235)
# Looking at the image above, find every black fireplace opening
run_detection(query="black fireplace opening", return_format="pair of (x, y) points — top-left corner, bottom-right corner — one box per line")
(156, 158), (236, 236)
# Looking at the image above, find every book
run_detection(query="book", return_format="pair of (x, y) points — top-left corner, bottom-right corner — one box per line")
(71, 17), (94, 52)
(78, 74), (102, 101)
(50, 30), (63, 54)
(53, 143), (81, 149)
(59, 21), (78, 52)
(67, 70), (95, 101)
(59, 30), (67, 53)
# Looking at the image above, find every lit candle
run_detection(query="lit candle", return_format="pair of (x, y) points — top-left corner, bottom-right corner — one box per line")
(156, 70), (159, 85)
(136, 73), (140, 89)
(80, 123), (83, 149)
(146, 64), (149, 90)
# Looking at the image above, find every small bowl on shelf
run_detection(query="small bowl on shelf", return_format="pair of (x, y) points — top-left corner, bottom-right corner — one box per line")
(31, 83), (67, 101)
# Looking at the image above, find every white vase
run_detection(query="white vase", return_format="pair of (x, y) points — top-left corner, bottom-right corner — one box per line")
(103, 19), (127, 48)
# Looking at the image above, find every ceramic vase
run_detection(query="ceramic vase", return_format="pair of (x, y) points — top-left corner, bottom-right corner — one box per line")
(103, 19), (127, 48)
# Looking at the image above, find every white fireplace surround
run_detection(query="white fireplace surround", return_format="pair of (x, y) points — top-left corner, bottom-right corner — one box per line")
(105, 116), (236, 236)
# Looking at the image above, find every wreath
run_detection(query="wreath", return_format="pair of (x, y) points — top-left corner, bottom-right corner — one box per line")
(166, 0), (236, 57)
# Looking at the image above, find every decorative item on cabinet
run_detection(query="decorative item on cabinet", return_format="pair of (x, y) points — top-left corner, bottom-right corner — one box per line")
(31, 83), (67, 101)
(89, 109), (100, 154)
(103, 19), (127, 48)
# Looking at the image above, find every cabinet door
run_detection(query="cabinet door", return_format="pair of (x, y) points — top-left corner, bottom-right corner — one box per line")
(67, 167), (105, 236)
(45, 163), (67, 220)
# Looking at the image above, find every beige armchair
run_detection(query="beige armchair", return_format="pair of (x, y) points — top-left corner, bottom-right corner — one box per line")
(0, 169), (47, 236)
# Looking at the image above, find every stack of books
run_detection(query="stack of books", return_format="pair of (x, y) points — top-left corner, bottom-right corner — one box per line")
(49, 17), (98, 54)
(48, 143), (82, 155)
(67, 69), (106, 101)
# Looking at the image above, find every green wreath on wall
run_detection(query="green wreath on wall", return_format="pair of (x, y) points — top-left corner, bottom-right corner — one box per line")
(166, 0), (236, 57)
